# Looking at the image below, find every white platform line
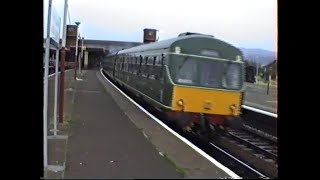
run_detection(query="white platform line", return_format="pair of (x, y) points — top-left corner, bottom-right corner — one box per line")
(242, 105), (277, 118)
(99, 69), (240, 179)
(209, 142), (266, 178)
(48, 69), (73, 78)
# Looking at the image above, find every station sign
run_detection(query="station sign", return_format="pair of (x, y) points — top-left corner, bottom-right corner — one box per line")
(50, 6), (61, 44)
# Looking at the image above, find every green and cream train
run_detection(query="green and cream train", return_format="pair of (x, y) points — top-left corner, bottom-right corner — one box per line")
(102, 33), (245, 133)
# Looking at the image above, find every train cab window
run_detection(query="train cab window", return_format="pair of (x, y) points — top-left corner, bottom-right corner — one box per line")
(199, 61), (223, 87)
(175, 57), (197, 85)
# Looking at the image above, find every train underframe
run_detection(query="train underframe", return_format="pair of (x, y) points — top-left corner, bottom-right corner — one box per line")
(163, 110), (243, 135)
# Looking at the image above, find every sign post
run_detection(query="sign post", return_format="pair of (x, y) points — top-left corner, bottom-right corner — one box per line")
(51, 7), (61, 137)
(44, 0), (53, 169)
(59, 0), (68, 124)
(44, 2), (68, 176)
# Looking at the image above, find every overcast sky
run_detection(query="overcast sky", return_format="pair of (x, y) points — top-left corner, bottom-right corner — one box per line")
(44, 0), (277, 52)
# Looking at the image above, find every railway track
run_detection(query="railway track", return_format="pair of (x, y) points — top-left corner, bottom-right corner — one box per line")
(207, 126), (278, 178)
(226, 128), (277, 161)
(241, 105), (277, 137)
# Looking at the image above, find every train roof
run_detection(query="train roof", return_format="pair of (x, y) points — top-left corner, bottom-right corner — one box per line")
(117, 34), (236, 55)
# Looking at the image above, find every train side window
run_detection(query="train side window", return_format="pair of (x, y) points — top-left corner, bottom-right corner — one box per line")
(137, 55), (143, 76)
(124, 57), (128, 72)
(126, 57), (129, 72)
(153, 56), (156, 65)
(114, 58), (116, 70)
(120, 57), (122, 71)
(156, 55), (165, 81)
(123, 57), (125, 72)
(140, 56), (146, 77)
(132, 57), (135, 74)
(122, 57), (125, 71)
(133, 57), (138, 75)
(123, 57), (126, 71)
(128, 57), (130, 72)
(145, 56), (148, 64)
(143, 56), (149, 78)
(130, 57), (133, 74)
(156, 55), (162, 66)
(148, 56), (155, 80)
(148, 56), (156, 80)
(116, 57), (119, 71)
(117, 57), (120, 71)
(161, 54), (165, 65)
(117, 59), (119, 71)
(127, 57), (129, 72)
(129, 57), (132, 73)
(161, 55), (165, 80)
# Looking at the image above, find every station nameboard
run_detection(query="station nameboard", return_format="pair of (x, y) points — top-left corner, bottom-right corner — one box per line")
(50, 6), (61, 44)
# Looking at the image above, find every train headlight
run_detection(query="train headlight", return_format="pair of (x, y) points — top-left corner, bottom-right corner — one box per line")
(229, 104), (237, 115)
(178, 99), (184, 106)
(177, 99), (185, 111)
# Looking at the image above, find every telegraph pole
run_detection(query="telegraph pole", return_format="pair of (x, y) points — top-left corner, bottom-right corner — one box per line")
(74, 22), (80, 80)
(80, 37), (84, 74)
(59, 0), (68, 123)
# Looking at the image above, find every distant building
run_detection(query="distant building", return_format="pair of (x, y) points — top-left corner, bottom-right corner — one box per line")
(262, 60), (277, 81)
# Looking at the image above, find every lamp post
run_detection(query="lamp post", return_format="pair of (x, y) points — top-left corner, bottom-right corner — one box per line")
(267, 67), (272, 95)
(59, 0), (68, 124)
(255, 56), (259, 84)
(74, 21), (80, 80)
(80, 37), (84, 73)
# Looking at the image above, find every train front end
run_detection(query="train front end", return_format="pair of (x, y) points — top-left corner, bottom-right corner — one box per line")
(166, 37), (245, 132)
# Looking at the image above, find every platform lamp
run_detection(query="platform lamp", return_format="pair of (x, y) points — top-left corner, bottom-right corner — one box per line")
(80, 37), (84, 73)
(74, 21), (80, 80)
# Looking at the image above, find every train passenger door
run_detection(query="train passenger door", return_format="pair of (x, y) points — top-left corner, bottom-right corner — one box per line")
(113, 57), (116, 77)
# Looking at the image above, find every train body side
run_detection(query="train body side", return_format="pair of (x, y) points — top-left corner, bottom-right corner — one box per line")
(102, 35), (245, 128)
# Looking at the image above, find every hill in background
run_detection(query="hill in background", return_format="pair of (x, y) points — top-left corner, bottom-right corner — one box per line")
(239, 47), (277, 66)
